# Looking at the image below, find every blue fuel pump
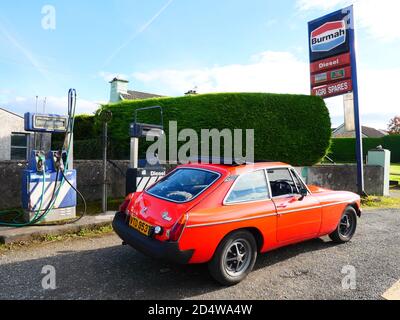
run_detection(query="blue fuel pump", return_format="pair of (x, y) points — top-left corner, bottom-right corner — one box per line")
(0, 89), (86, 227)
(21, 150), (77, 223)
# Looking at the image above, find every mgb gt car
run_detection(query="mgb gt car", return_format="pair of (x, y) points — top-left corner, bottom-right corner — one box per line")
(113, 161), (361, 285)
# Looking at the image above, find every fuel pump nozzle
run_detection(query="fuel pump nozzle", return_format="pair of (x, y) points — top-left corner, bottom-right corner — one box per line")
(52, 150), (65, 172)
(35, 151), (46, 172)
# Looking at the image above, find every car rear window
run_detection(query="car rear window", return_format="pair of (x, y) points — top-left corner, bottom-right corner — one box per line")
(146, 168), (221, 203)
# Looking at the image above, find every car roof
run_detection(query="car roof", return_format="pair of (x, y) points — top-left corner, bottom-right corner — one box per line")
(178, 161), (290, 176)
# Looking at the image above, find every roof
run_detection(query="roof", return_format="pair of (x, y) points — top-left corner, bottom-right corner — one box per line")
(120, 90), (165, 101)
(362, 126), (387, 138)
(109, 77), (128, 83)
(332, 124), (387, 138)
(180, 161), (290, 176)
(0, 107), (23, 119)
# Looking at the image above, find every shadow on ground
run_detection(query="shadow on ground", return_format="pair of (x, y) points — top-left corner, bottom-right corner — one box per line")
(0, 237), (338, 300)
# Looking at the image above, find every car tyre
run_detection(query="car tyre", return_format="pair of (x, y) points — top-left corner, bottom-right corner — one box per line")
(208, 230), (257, 286)
(329, 206), (357, 243)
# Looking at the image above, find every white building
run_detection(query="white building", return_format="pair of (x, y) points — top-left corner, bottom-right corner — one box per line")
(0, 107), (34, 160)
(109, 78), (165, 103)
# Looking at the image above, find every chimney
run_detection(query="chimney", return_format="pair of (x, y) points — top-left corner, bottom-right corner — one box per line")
(109, 77), (129, 103)
(343, 93), (355, 132)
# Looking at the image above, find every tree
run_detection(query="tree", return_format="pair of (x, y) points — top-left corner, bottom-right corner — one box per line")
(388, 116), (400, 135)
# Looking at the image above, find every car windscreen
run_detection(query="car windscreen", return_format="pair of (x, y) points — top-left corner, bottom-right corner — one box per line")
(146, 168), (221, 203)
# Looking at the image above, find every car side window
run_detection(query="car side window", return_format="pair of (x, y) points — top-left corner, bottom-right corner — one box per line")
(290, 169), (305, 192)
(225, 170), (270, 204)
(267, 168), (299, 197)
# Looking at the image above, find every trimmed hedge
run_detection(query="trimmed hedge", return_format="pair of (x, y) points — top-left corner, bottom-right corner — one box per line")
(98, 93), (331, 166)
(330, 135), (400, 163)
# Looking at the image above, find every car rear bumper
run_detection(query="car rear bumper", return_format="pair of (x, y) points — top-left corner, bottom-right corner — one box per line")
(112, 212), (194, 264)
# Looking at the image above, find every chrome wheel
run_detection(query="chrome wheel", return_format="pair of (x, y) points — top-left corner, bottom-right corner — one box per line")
(223, 239), (252, 277)
(339, 212), (356, 238)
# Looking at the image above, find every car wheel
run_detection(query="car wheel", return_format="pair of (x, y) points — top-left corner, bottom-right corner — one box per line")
(329, 206), (357, 243)
(208, 230), (257, 286)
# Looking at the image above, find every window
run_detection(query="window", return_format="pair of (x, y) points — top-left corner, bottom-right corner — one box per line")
(290, 169), (306, 192)
(225, 170), (270, 204)
(10, 133), (28, 160)
(267, 168), (298, 197)
(147, 168), (220, 203)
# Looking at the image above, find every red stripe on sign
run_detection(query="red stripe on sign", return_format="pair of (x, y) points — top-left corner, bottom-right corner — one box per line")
(311, 66), (352, 86)
(311, 79), (352, 99)
(311, 21), (345, 37)
(310, 52), (351, 73)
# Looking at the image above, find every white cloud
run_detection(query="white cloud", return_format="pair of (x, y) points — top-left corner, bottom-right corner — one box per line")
(1, 95), (101, 116)
(132, 50), (399, 129)
(133, 51), (310, 95)
(297, 0), (400, 42)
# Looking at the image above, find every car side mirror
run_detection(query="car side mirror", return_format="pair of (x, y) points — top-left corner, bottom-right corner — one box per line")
(299, 188), (308, 201)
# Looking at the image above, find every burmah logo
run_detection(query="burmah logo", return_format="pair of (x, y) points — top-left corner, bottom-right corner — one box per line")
(311, 20), (346, 52)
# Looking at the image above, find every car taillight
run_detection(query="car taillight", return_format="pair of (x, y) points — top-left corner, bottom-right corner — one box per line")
(169, 214), (187, 242)
(119, 193), (134, 213)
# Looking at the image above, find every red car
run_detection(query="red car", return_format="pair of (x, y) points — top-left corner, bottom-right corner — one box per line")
(113, 162), (361, 285)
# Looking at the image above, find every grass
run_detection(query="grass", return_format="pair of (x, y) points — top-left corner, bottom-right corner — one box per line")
(0, 224), (113, 252)
(390, 164), (400, 183)
(361, 196), (400, 209)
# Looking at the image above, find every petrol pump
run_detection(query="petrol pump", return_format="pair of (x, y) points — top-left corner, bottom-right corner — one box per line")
(126, 106), (166, 195)
(19, 89), (79, 225)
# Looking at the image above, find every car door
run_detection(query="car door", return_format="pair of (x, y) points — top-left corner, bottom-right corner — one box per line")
(267, 167), (322, 243)
(222, 170), (278, 248)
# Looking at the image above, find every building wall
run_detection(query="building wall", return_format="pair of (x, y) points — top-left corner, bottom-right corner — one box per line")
(0, 109), (31, 161)
(295, 165), (384, 196)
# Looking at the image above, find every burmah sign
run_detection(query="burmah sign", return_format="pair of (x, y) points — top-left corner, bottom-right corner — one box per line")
(308, 7), (354, 99)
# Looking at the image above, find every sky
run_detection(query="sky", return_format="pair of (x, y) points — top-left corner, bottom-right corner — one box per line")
(0, 0), (399, 129)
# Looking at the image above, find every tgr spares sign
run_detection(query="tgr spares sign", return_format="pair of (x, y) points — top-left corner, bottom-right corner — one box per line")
(308, 6), (355, 99)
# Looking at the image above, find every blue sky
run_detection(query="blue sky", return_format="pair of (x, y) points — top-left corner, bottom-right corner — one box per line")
(0, 0), (399, 129)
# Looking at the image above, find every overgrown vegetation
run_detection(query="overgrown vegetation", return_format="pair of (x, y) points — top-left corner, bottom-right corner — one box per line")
(0, 224), (113, 252)
(94, 93), (331, 165)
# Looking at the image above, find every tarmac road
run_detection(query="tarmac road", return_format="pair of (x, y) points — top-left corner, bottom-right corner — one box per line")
(0, 209), (399, 300)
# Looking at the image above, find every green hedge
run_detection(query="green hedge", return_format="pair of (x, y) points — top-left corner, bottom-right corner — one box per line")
(52, 138), (102, 160)
(97, 93), (331, 166)
(330, 135), (400, 163)
(52, 114), (99, 144)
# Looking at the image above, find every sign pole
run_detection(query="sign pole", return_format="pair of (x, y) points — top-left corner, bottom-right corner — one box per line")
(348, 6), (365, 196)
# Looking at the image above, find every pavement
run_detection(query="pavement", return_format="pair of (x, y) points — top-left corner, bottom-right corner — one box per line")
(0, 212), (115, 244)
(0, 208), (399, 300)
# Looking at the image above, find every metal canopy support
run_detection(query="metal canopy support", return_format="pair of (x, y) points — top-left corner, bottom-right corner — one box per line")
(102, 123), (107, 213)
(130, 137), (139, 169)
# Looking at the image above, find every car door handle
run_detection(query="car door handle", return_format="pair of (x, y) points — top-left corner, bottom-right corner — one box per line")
(277, 204), (288, 209)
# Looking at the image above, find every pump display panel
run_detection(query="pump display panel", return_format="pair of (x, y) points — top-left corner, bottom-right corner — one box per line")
(24, 113), (68, 133)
